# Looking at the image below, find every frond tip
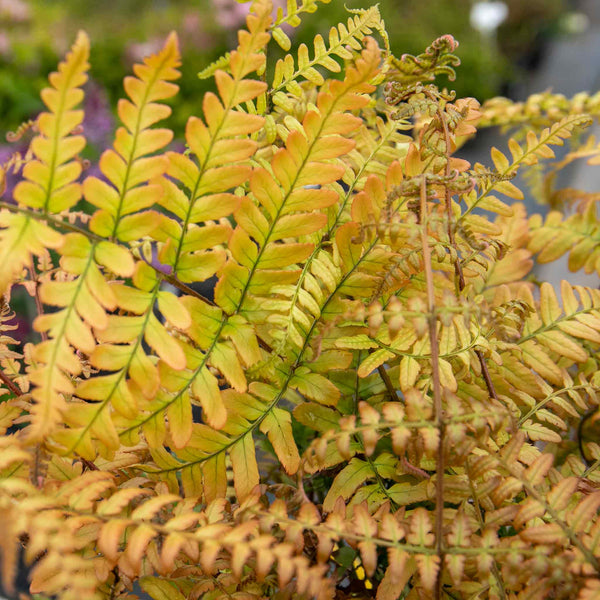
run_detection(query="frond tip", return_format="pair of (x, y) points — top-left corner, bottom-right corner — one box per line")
(0, 31), (90, 294)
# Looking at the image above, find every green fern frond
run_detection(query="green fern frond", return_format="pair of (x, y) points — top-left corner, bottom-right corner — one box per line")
(271, 6), (384, 100)
(197, 51), (232, 81)
(270, 0), (332, 51)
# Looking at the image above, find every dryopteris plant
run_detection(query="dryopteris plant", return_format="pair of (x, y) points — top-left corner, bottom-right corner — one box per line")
(0, 1), (600, 599)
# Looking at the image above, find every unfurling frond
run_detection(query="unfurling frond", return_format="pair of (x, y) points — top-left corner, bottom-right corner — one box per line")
(387, 34), (460, 84)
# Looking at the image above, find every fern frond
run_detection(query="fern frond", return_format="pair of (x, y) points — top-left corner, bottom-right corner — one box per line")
(158, 21), (267, 285)
(51, 259), (191, 457)
(516, 282), (600, 386)
(217, 37), (382, 317)
(139, 10), (271, 439)
(467, 280), (600, 443)
(463, 114), (592, 221)
(295, 408), (600, 594)
(197, 0), (271, 80)
(0, 33), (98, 440)
(0, 32), (89, 294)
(159, 235), (392, 505)
(269, 135), (410, 354)
(197, 51), (232, 81)
(270, 0), (332, 50)
(474, 203), (533, 291)
(478, 89), (600, 130)
(37, 34), (182, 449)
(0, 475), (336, 600)
(271, 6), (385, 98)
(153, 164), (413, 504)
(529, 200), (600, 275)
(26, 234), (133, 443)
(13, 31), (89, 214)
(346, 115), (412, 183)
(84, 31), (180, 242)
(387, 34), (460, 84)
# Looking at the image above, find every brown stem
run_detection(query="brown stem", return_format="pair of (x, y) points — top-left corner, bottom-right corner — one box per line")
(476, 349), (499, 402)
(27, 259), (47, 488)
(32, 445), (42, 488)
(420, 176), (445, 599)
(0, 368), (21, 396)
(436, 104), (499, 420)
(377, 364), (396, 400)
(401, 456), (431, 480)
(436, 105), (466, 293)
(80, 457), (99, 472)
(29, 258), (47, 342)
(467, 464), (508, 600)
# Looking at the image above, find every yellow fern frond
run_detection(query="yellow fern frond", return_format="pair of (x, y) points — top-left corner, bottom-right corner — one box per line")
(465, 114), (592, 219)
(84, 31), (180, 242)
(144, 11), (270, 438)
(0, 33), (89, 294)
(31, 34), (181, 447)
(529, 201), (600, 275)
(270, 0), (332, 50)
(13, 31), (89, 214)
(217, 37), (382, 317)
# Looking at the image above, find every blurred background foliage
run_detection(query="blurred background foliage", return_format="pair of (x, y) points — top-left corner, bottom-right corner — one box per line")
(0, 0), (571, 139)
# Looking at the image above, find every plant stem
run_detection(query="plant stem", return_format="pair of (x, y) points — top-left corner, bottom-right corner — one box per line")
(377, 364), (396, 400)
(29, 258), (47, 342)
(420, 176), (445, 599)
(0, 368), (21, 397)
(476, 349), (499, 402)
(437, 104), (465, 293)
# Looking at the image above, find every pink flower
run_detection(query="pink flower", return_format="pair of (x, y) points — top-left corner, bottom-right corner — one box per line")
(212, 0), (250, 29)
(0, 31), (10, 58)
(211, 0), (288, 30)
(125, 38), (165, 64)
(182, 11), (216, 51)
(0, 0), (29, 23)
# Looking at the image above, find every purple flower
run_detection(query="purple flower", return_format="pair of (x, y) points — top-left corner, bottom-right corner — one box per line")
(0, 140), (28, 201)
(82, 80), (114, 150)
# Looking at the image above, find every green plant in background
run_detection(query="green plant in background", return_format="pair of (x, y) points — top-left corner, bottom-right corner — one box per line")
(0, 0), (569, 137)
(1, 1), (600, 599)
